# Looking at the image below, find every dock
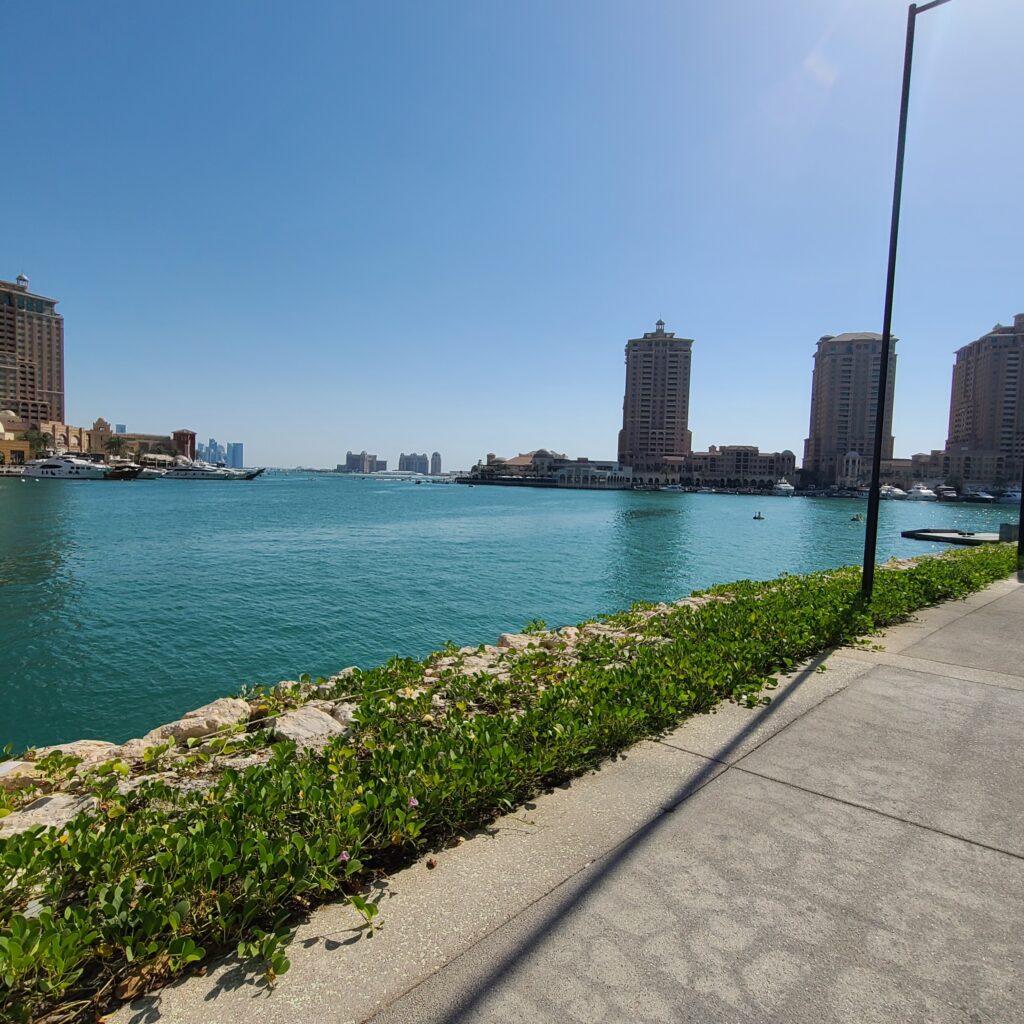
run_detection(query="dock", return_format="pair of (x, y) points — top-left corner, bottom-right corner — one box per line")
(901, 527), (1003, 546)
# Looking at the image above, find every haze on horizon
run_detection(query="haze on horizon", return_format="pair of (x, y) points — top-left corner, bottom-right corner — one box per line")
(3, 0), (1021, 470)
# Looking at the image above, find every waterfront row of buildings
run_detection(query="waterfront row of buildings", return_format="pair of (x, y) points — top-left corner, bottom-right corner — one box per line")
(801, 315), (1024, 489)
(4, 270), (1020, 488)
(337, 450), (443, 475)
(471, 313), (1024, 491)
(0, 274), (245, 469)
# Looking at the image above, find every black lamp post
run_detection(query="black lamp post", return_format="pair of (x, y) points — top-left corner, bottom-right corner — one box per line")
(862, 0), (955, 600)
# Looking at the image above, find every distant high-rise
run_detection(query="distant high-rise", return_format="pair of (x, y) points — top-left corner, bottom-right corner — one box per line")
(343, 450), (381, 473)
(399, 452), (430, 474)
(803, 332), (897, 485)
(226, 442), (244, 469)
(946, 314), (1024, 461)
(0, 275), (64, 425)
(430, 451), (442, 475)
(617, 320), (693, 471)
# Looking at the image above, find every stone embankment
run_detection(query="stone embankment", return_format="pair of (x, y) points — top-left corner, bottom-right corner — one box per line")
(0, 594), (729, 839)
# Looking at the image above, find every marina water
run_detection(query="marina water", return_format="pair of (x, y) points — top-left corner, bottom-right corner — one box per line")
(0, 476), (1012, 751)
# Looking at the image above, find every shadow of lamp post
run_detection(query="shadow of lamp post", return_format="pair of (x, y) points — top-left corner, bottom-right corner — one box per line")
(862, 0), (957, 599)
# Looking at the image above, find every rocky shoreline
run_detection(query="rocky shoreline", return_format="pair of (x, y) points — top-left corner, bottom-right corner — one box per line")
(4, 546), (1014, 1024)
(0, 591), (734, 839)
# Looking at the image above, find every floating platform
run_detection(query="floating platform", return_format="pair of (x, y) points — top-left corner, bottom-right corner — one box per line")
(901, 527), (1003, 546)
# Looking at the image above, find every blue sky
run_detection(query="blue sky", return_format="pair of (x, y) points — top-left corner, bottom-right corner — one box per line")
(4, 0), (1021, 469)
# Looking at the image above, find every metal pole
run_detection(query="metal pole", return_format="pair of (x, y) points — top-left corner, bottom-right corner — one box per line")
(862, 3), (918, 600)
(1017, 457), (1024, 572)
(861, 0), (957, 599)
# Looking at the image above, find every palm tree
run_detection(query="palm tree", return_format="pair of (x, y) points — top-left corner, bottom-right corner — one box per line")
(18, 430), (54, 456)
(104, 436), (130, 457)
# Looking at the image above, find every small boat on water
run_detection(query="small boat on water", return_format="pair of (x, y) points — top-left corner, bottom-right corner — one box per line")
(999, 488), (1022, 505)
(936, 485), (960, 502)
(851, 512), (865, 522)
(772, 479), (795, 496)
(906, 483), (938, 501)
(23, 455), (139, 480)
(753, 512), (765, 520)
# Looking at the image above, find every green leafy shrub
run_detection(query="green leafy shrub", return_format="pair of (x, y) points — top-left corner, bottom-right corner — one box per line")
(0, 546), (1013, 1022)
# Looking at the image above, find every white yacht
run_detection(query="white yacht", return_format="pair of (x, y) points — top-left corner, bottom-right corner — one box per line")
(879, 485), (908, 500)
(162, 459), (233, 480)
(136, 453), (172, 479)
(906, 482), (938, 501)
(999, 488), (1022, 505)
(22, 455), (139, 480)
(771, 479), (795, 496)
(161, 458), (265, 480)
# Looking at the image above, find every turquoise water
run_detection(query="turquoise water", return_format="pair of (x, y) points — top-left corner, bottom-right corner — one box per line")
(0, 476), (1013, 751)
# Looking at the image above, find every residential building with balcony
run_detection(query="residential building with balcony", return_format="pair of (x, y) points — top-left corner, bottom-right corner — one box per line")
(942, 314), (1024, 487)
(618, 320), (693, 472)
(0, 275), (64, 426)
(803, 332), (897, 486)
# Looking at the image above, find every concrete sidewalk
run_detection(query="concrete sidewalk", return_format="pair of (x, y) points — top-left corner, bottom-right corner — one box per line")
(117, 576), (1024, 1024)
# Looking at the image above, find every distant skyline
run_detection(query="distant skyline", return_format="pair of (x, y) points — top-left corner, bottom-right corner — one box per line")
(4, 0), (1022, 469)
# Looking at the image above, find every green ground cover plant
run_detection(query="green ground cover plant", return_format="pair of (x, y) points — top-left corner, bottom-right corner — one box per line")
(0, 545), (1014, 1022)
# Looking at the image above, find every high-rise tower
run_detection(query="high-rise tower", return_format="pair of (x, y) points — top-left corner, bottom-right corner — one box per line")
(946, 314), (1024, 461)
(803, 332), (897, 485)
(0, 275), (64, 425)
(617, 320), (693, 471)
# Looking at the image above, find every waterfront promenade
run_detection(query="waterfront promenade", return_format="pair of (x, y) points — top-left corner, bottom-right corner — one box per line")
(115, 575), (1024, 1024)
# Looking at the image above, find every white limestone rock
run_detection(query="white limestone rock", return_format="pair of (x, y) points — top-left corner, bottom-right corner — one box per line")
(144, 697), (251, 744)
(460, 655), (495, 674)
(33, 739), (119, 766)
(272, 706), (346, 749)
(116, 736), (169, 762)
(330, 702), (357, 727)
(497, 633), (539, 651)
(0, 793), (98, 837)
(0, 760), (41, 792)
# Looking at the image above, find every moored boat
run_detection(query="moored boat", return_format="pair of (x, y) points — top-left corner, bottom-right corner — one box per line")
(998, 488), (1022, 505)
(161, 458), (265, 480)
(879, 484), (908, 500)
(771, 479), (795, 496)
(961, 488), (996, 504)
(906, 482), (938, 501)
(23, 455), (140, 480)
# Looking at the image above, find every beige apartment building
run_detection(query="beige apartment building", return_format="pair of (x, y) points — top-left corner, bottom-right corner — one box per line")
(618, 320), (693, 471)
(685, 445), (796, 487)
(0, 275), (64, 426)
(803, 332), (897, 485)
(943, 314), (1024, 485)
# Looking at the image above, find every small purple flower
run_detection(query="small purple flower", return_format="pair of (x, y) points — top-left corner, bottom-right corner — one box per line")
(338, 850), (350, 862)
(408, 797), (419, 809)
